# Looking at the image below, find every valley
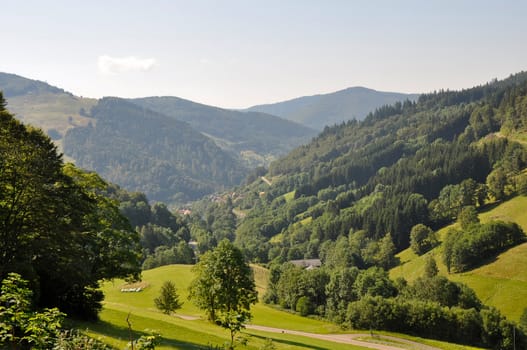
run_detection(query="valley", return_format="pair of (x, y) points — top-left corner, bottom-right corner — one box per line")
(2, 71), (527, 349)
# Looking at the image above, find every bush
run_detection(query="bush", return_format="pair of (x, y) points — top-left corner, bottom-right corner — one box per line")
(443, 221), (525, 272)
(295, 296), (313, 316)
(0, 273), (65, 349)
(410, 224), (438, 255)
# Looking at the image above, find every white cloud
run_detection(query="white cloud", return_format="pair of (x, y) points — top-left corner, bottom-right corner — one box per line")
(98, 55), (157, 74)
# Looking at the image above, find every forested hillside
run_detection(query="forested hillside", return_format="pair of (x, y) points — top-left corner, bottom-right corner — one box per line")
(232, 72), (527, 261)
(188, 72), (527, 348)
(64, 97), (247, 203)
(131, 96), (316, 167)
(247, 86), (418, 130)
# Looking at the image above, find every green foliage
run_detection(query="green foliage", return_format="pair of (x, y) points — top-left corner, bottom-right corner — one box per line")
(54, 329), (114, 349)
(131, 96), (316, 168)
(154, 281), (183, 315)
(410, 224), (438, 255)
(0, 273), (65, 349)
(424, 255), (439, 278)
(142, 242), (195, 270)
(128, 331), (161, 350)
(295, 296), (313, 316)
(376, 233), (397, 269)
(189, 240), (258, 343)
(231, 73), (527, 275)
(403, 275), (482, 310)
(64, 97), (247, 204)
(457, 205), (479, 230)
(347, 296), (525, 349)
(325, 267), (360, 323)
(0, 103), (142, 319)
(487, 167), (509, 200)
(443, 221), (525, 272)
(520, 308), (527, 331)
(353, 267), (396, 299)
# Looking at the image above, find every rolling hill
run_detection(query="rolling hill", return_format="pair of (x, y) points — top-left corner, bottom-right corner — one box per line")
(0, 72), (96, 157)
(63, 97), (247, 203)
(130, 96), (317, 167)
(247, 86), (419, 130)
(221, 72), (527, 345)
(390, 195), (527, 322)
(0, 72), (316, 203)
(74, 264), (480, 350)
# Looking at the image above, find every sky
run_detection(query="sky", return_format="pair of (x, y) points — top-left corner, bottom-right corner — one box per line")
(2, 0), (527, 108)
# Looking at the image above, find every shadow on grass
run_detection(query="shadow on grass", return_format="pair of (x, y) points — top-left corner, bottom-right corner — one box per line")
(67, 319), (221, 349)
(245, 332), (329, 350)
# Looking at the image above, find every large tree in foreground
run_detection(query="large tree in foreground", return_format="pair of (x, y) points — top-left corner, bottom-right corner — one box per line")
(188, 240), (257, 348)
(0, 93), (142, 319)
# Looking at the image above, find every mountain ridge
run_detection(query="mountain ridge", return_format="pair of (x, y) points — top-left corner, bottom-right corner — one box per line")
(63, 97), (247, 203)
(247, 86), (419, 130)
(129, 96), (316, 167)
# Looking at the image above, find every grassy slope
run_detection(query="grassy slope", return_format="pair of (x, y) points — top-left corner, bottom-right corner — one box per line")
(77, 265), (482, 349)
(390, 195), (527, 322)
(8, 92), (96, 134)
(7, 92), (96, 160)
(88, 265), (360, 349)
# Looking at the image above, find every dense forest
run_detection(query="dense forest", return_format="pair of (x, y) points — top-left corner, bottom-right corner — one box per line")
(130, 96), (316, 167)
(191, 72), (527, 348)
(229, 71), (527, 263)
(64, 97), (247, 203)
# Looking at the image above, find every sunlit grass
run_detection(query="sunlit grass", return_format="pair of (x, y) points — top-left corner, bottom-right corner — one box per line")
(391, 195), (527, 321)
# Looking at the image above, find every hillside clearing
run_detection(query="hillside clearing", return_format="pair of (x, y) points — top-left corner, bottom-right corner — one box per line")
(391, 195), (527, 321)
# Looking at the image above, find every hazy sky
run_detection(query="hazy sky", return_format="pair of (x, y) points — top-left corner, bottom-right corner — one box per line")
(2, 1), (526, 108)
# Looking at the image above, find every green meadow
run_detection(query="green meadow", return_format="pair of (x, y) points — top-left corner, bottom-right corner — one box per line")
(390, 195), (527, 322)
(71, 264), (484, 349)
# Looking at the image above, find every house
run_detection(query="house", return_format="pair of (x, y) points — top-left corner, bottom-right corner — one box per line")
(289, 258), (322, 269)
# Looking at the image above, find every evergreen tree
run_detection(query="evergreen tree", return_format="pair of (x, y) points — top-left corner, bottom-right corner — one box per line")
(154, 281), (182, 315)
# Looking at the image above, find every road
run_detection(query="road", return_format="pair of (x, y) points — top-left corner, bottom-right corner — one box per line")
(261, 176), (272, 186)
(246, 324), (441, 350)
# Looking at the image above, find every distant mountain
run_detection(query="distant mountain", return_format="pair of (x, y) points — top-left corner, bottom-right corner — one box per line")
(0, 72), (66, 97)
(0, 72), (318, 204)
(63, 98), (247, 203)
(130, 96), (316, 167)
(247, 86), (419, 130)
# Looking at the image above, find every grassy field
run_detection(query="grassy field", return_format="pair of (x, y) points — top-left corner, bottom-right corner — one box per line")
(390, 195), (527, 322)
(8, 92), (96, 160)
(73, 264), (484, 349)
(82, 265), (359, 349)
(283, 191), (295, 203)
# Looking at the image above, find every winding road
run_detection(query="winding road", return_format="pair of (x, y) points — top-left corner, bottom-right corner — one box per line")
(245, 324), (441, 350)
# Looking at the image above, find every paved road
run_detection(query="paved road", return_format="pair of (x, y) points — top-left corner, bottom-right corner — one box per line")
(246, 324), (441, 350)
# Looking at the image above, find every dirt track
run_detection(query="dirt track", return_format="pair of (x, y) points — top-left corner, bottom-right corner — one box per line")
(246, 324), (441, 350)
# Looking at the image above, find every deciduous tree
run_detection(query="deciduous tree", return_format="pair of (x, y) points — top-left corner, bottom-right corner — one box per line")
(188, 240), (257, 348)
